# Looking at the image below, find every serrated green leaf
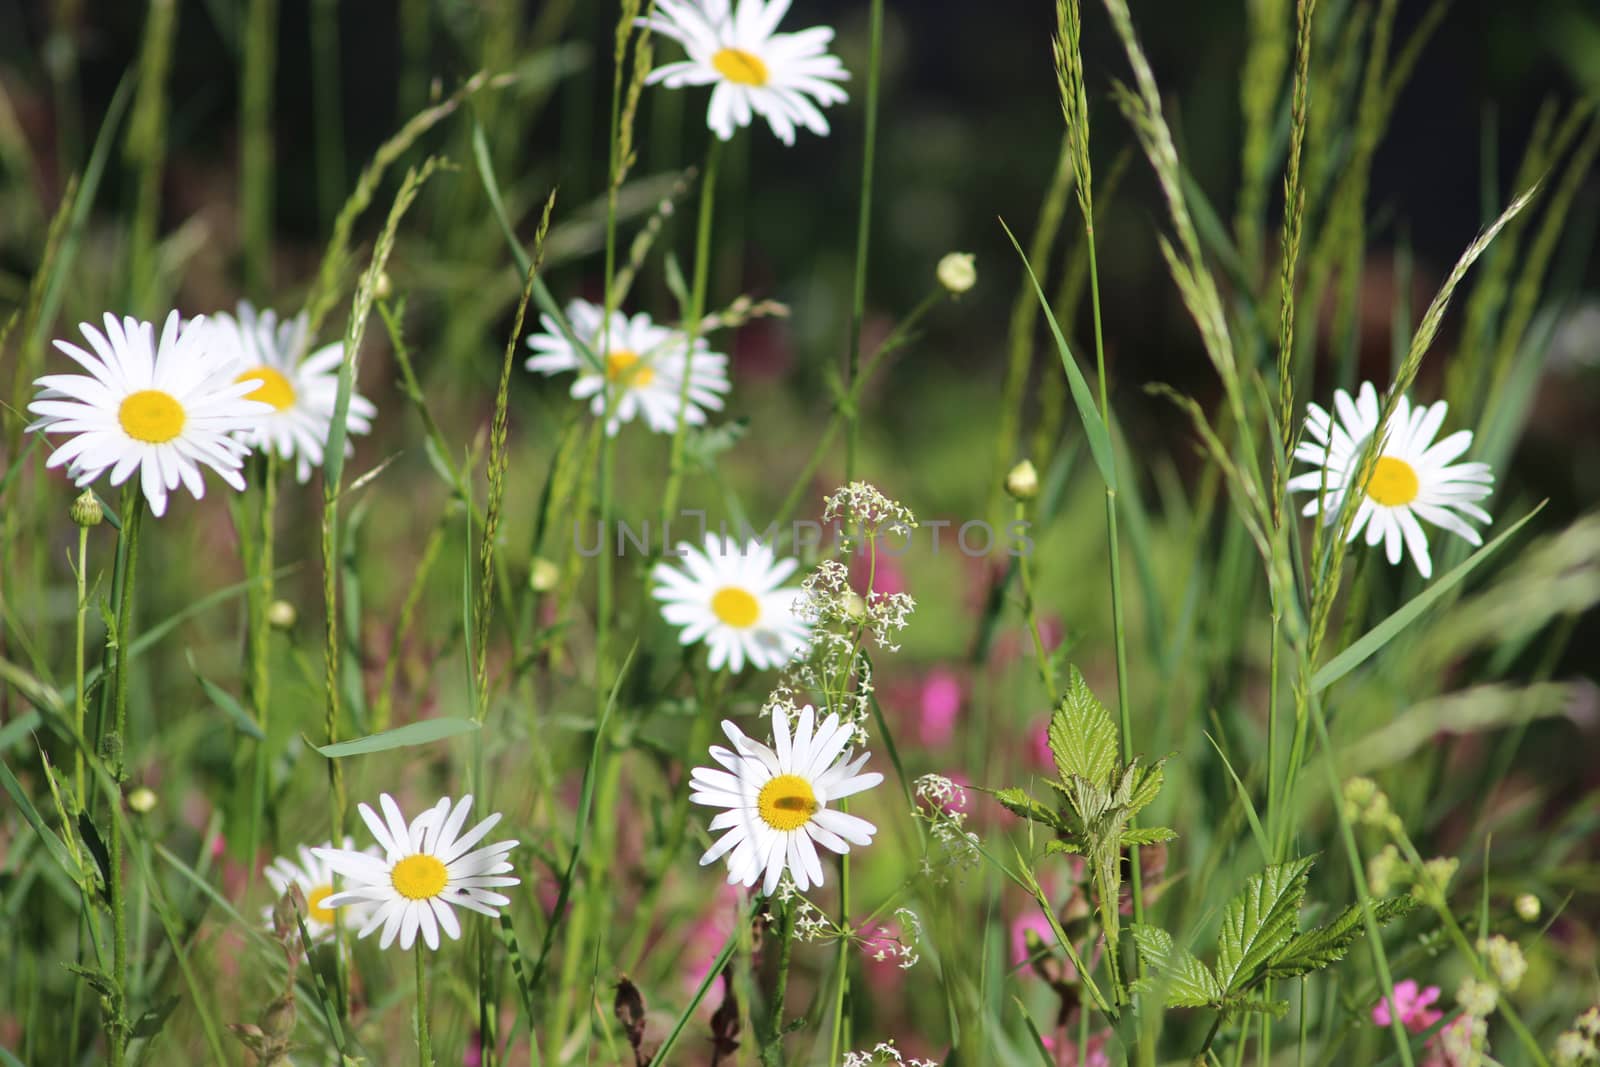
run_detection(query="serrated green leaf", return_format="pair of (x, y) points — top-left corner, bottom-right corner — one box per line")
(1048, 666), (1119, 790)
(1131, 924), (1221, 1007)
(1044, 838), (1084, 855)
(1121, 826), (1177, 846)
(1123, 757), (1167, 817)
(988, 787), (1066, 831)
(1223, 996), (1290, 1017)
(1214, 857), (1314, 993)
(1265, 895), (1417, 980)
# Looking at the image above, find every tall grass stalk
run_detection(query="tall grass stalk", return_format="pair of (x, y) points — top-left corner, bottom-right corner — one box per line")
(844, 0), (884, 481)
(1063, 0), (1143, 973)
(106, 484), (144, 1067)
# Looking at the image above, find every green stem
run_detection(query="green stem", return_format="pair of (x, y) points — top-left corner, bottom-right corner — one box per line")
(107, 485), (143, 1067)
(1015, 500), (1059, 698)
(827, 846), (852, 1066)
(843, 0), (884, 480)
(247, 453), (277, 871)
(73, 523), (89, 810)
(762, 897), (794, 1066)
(1306, 693), (1414, 1067)
(415, 944), (434, 1067)
(660, 137), (722, 533)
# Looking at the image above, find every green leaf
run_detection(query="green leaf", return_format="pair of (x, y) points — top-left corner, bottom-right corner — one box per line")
(1123, 756), (1168, 818)
(313, 717), (480, 758)
(1000, 219), (1117, 491)
(1214, 858), (1314, 993)
(0, 757), (81, 884)
(988, 787), (1067, 831)
(1121, 826), (1177, 846)
(1312, 504), (1543, 692)
(1265, 896), (1418, 980)
(1131, 924), (1221, 1007)
(1223, 996), (1290, 1017)
(185, 651), (264, 741)
(1044, 838), (1084, 855)
(1048, 666), (1119, 790)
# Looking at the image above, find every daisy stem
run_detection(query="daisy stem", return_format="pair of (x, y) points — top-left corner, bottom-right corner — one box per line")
(247, 452), (278, 873)
(73, 521), (89, 811)
(660, 136), (721, 535)
(827, 848), (852, 1067)
(415, 943), (435, 1067)
(107, 484), (143, 1066)
(765, 896), (795, 1061)
(843, 0), (884, 482)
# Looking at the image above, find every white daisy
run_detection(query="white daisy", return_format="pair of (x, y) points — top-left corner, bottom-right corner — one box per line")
(639, 0), (850, 146)
(208, 301), (377, 484)
(261, 838), (377, 943)
(314, 793), (520, 951)
(1288, 380), (1495, 578)
(652, 532), (809, 672)
(524, 299), (730, 437)
(27, 311), (269, 517)
(690, 704), (883, 895)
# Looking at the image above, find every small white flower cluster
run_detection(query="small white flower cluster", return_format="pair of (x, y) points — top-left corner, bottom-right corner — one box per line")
(763, 484), (918, 742)
(1457, 976), (1499, 1018)
(1367, 843), (1402, 895)
(1411, 855), (1460, 906)
(1342, 776), (1402, 834)
(912, 774), (982, 882)
(863, 908), (924, 971)
(1442, 1013), (1490, 1067)
(1477, 935), (1527, 991)
(840, 1040), (938, 1067)
(823, 481), (918, 543)
(771, 878), (843, 943)
(1553, 1007), (1600, 1067)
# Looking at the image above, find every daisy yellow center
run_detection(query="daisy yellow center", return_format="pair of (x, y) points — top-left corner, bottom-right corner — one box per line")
(306, 884), (336, 925)
(235, 366), (297, 411)
(117, 389), (186, 443)
(1366, 455), (1420, 507)
(712, 47), (769, 87)
(605, 350), (655, 387)
(757, 774), (817, 832)
(711, 586), (760, 628)
(391, 854), (448, 901)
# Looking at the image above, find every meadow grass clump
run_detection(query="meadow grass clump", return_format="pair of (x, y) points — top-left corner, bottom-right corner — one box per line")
(1, 1), (1598, 1065)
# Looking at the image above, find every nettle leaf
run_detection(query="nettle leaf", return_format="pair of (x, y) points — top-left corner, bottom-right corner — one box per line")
(1121, 826), (1177, 846)
(1049, 667), (1119, 790)
(990, 787), (1067, 831)
(1124, 757), (1168, 818)
(1223, 996), (1290, 1017)
(1214, 857), (1314, 994)
(1131, 924), (1221, 1008)
(1265, 895), (1417, 980)
(1044, 838), (1084, 856)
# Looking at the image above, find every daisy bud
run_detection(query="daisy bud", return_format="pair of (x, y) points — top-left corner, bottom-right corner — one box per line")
(127, 786), (157, 814)
(71, 489), (105, 527)
(1515, 893), (1541, 922)
(529, 557), (561, 593)
(1005, 459), (1040, 502)
(937, 252), (977, 295)
(266, 600), (297, 630)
